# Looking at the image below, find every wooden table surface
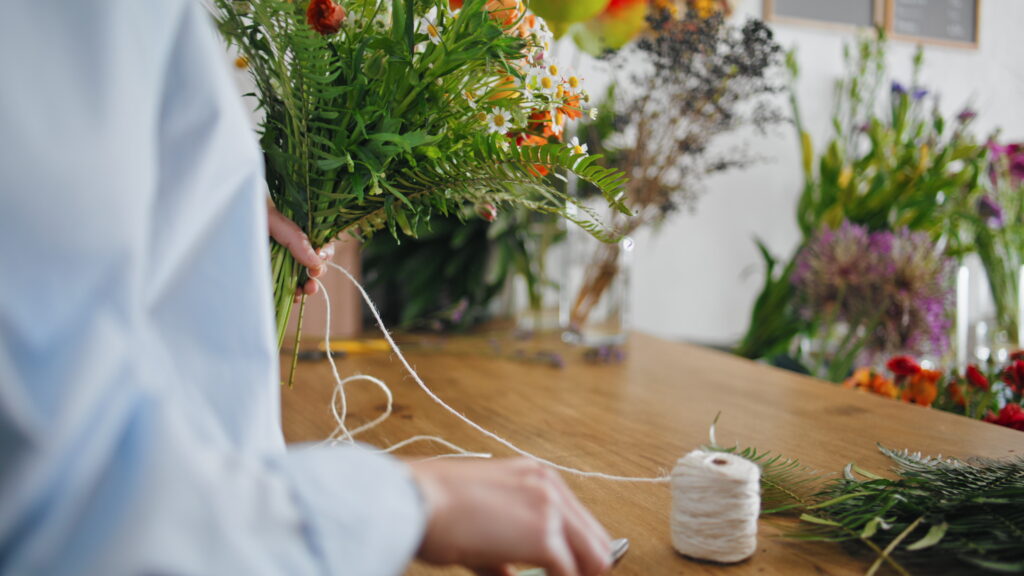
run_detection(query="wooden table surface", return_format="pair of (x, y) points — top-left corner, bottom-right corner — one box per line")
(281, 332), (1022, 575)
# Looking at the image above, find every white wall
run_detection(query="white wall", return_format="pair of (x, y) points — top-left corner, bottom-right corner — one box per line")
(609, 0), (1024, 346)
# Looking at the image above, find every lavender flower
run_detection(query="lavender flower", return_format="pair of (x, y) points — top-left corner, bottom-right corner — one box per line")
(891, 81), (906, 95)
(911, 86), (928, 101)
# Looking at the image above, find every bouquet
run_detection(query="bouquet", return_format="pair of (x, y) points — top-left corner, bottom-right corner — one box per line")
(212, 0), (629, 356)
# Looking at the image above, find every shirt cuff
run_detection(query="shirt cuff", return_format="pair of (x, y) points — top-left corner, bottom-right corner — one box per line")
(281, 444), (427, 576)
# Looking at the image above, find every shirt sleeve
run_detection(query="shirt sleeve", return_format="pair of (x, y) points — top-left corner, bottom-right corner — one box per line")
(0, 1), (426, 575)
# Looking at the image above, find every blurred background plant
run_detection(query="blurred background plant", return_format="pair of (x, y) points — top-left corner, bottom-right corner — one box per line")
(362, 204), (564, 332)
(567, 3), (784, 338)
(734, 30), (1020, 382)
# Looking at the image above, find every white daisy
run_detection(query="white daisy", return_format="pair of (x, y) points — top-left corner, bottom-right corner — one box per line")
(463, 89), (479, 109)
(418, 7), (443, 45)
(486, 109), (513, 134)
(568, 136), (588, 156)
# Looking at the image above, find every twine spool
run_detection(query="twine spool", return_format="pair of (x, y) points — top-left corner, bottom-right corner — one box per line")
(670, 449), (760, 564)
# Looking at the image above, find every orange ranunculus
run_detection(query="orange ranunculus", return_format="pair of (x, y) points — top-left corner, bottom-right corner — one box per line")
(307, 0), (346, 35)
(902, 369), (941, 407)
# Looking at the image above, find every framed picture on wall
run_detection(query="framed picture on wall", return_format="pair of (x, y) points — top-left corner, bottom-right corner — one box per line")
(763, 0), (883, 31)
(886, 0), (980, 49)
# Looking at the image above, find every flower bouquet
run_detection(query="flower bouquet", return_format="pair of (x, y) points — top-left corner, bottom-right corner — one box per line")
(212, 0), (629, 358)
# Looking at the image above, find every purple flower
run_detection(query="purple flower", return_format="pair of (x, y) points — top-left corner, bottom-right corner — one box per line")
(990, 141), (1024, 184)
(977, 195), (1005, 229)
(793, 222), (954, 360)
(891, 81), (907, 95)
(911, 87), (928, 101)
(957, 108), (977, 123)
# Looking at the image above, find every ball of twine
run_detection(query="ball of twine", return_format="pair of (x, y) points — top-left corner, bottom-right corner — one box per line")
(670, 449), (760, 564)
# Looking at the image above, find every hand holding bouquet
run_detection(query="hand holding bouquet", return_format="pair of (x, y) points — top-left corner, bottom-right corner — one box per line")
(213, 0), (629, 354)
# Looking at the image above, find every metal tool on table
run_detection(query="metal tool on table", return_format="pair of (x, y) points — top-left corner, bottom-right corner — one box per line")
(516, 538), (629, 576)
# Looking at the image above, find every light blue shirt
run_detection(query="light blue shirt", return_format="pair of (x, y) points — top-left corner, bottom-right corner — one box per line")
(0, 1), (425, 574)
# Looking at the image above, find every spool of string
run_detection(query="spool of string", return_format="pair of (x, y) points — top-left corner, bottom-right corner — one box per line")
(670, 449), (760, 564)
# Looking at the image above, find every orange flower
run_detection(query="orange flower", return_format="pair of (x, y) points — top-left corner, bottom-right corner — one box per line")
(485, 0), (520, 26)
(902, 369), (941, 407)
(843, 368), (898, 399)
(306, 0), (346, 35)
(558, 92), (584, 121)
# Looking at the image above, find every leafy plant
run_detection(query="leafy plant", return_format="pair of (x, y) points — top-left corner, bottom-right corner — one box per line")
(212, 0), (630, 381)
(737, 31), (989, 366)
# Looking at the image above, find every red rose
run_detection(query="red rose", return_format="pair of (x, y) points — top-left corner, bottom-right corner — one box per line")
(307, 0), (346, 35)
(1003, 360), (1024, 394)
(965, 364), (990, 390)
(984, 403), (1024, 432)
(887, 355), (922, 377)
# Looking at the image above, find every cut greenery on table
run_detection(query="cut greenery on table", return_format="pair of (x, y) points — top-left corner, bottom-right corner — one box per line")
(709, 420), (1024, 574)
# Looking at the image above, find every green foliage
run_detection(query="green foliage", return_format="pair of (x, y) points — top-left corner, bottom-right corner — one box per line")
(714, 416), (1024, 575)
(362, 207), (559, 330)
(211, 0), (629, 356)
(737, 30), (989, 364)
(794, 446), (1024, 575)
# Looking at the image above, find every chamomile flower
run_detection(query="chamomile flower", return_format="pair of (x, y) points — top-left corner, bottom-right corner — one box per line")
(568, 136), (588, 156)
(528, 67), (557, 95)
(486, 109), (513, 134)
(418, 7), (443, 45)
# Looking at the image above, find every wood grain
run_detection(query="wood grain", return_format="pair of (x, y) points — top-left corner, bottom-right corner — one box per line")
(281, 332), (1022, 575)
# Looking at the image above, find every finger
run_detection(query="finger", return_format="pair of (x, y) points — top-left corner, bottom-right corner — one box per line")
(267, 204), (321, 270)
(551, 474), (612, 553)
(547, 474), (610, 576)
(318, 242), (336, 262)
(303, 279), (320, 295)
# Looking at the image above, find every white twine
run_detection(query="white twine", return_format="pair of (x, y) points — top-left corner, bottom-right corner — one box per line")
(319, 261), (671, 484)
(314, 276), (491, 461)
(670, 450), (760, 564)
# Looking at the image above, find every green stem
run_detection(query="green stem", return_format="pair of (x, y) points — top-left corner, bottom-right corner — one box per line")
(865, 516), (922, 576)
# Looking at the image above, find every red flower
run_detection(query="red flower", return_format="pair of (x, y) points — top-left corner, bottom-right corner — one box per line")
(1011, 350), (1024, 362)
(965, 364), (990, 390)
(449, 0), (464, 9)
(887, 355), (922, 377)
(984, 403), (1024, 432)
(1003, 360), (1024, 394)
(307, 0), (346, 35)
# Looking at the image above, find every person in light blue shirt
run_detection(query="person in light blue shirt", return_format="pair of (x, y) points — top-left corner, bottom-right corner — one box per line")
(0, 1), (611, 575)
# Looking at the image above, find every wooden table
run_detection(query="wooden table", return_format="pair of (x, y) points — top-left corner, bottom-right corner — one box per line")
(281, 332), (1021, 575)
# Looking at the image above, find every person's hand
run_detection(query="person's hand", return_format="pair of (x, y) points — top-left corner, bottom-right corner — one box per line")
(267, 199), (335, 300)
(409, 458), (613, 576)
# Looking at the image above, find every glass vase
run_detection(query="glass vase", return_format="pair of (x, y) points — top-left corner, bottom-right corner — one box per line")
(956, 254), (1023, 370)
(561, 228), (633, 346)
(511, 214), (566, 334)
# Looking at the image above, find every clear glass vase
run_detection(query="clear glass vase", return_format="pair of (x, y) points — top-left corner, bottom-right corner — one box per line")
(955, 254), (1023, 370)
(511, 214), (566, 334)
(561, 230), (633, 346)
